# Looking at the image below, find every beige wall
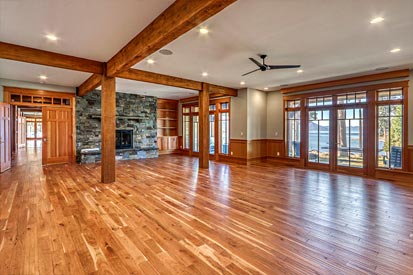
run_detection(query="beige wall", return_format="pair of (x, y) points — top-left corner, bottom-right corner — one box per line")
(266, 91), (284, 140)
(0, 78), (75, 102)
(230, 88), (248, 139)
(247, 88), (267, 140)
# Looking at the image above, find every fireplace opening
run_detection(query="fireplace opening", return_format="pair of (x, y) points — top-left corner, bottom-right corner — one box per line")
(116, 129), (133, 149)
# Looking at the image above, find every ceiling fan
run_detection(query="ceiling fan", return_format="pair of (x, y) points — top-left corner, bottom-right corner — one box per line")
(242, 54), (301, 76)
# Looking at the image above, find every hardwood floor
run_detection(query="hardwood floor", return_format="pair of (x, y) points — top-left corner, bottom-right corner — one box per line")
(0, 147), (412, 275)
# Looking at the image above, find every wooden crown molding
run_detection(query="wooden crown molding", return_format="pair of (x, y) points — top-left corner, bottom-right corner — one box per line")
(0, 42), (104, 74)
(106, 0), (237, 77)
(281, 69), (410, 94)
(4, 86), (75, 98)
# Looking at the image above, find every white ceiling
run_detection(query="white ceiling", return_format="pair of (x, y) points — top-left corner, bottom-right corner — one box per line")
(1, 0), (413, 96)
(134, 0), (413, 90)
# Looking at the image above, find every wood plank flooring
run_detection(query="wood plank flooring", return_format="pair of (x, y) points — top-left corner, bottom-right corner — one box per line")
(0, 145), (412, 274)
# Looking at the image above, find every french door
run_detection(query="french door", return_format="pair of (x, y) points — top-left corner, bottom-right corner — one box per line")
(306, 106), (367, 174)
(0, 103), (11, 173)
(334, 106), (367, 174)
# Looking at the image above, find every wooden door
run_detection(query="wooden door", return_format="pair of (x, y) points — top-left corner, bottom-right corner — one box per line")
(42, 108), (72, 165)
(0, 103), (11, 173)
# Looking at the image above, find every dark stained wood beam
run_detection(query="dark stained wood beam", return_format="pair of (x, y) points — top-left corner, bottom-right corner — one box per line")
(77, 74), (102, 96)
(106, 0), (237, 77)
(117, 68), (201, 90)
(198, 83), (210, 169)
(0, 42), (104, 74)
(280, 69), (410, 94)
(101, 75), (116, 183)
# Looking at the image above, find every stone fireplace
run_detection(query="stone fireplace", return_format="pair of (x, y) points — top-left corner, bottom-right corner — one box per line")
(75, 90), (158, 163)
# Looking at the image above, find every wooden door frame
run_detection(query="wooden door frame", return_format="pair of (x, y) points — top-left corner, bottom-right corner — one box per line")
(3, 87), (76, 164)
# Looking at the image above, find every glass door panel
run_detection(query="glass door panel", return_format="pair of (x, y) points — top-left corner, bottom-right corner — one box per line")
(308, 109), (330, 164)
(36, 121), (42, 138)
(209, 114), (215, 154)
(337, 108), (364, 168)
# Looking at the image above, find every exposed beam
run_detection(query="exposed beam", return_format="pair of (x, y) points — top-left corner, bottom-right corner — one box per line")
(179, 93), (231, 104)
(209, 84), (237, 96)
(101, 75), (116, 183)
(0, 42), (104, 74)
(77, 74), (102, 96)
(106, 0), (237, 77)
(198, 83), (210, 169)
(280, 69), (410, 94)
(117, 69), (201, 90)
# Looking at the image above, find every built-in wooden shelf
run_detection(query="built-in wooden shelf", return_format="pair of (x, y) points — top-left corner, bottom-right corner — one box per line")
(157, 99), (178, 154)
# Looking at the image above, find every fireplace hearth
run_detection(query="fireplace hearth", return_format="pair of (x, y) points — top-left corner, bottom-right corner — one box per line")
(116, 129), (133, 149)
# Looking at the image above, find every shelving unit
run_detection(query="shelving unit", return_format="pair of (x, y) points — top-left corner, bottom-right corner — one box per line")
(157, 99), (178, 154)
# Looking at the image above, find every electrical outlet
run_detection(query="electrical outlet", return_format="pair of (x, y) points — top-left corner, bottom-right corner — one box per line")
(275, 131), (278, 137)
(277, 152), (280, 156)
(240, 132), (244, 136)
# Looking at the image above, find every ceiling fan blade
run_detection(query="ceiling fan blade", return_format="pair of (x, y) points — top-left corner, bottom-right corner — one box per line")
(242, 68), (260, 76)
(249, 58), (264, 68)
(268, 65), (301, 69)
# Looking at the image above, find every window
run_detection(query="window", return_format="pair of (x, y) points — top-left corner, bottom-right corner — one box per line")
(308, 110), (330, 164)
(377, 88), (403, 101)
(183, 114), (190, 149)
(286, 110), (301, 158)
(193, 115), (199, 152)
(307, 96), (332, 107)
(209, 114), (215, 154)
(219, 112), (229, 154)
(337, 92), (366, 104)
(377, 104), (403, 169)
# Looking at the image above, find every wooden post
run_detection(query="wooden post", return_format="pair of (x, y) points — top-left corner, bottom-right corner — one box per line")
(101, 75), (116, 183)
(199, 83), (210, 169)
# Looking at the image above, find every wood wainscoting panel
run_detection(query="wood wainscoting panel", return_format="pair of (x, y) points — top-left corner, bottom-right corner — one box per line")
(229, 139), (247, 159)
(408, 145), (413, 172)
(267, 139), (284, 158)
(247, 139), (267, 160)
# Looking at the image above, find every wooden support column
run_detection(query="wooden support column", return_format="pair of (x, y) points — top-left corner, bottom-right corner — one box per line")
(199, 83), (210, 169)
(101, 75), (116, 183)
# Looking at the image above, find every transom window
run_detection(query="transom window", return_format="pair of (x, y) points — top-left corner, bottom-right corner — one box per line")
(308, 96), (332, 107)
(337, 92), (366, 104)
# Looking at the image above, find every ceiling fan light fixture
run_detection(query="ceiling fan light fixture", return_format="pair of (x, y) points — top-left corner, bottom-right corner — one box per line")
(297, 69), (303, 73)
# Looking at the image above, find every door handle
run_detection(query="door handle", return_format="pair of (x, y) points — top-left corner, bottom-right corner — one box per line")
(43, 138), (47, 142)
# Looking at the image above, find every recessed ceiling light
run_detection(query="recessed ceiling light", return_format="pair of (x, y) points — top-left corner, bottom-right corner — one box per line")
(240, 81), (246, 85)
(390, 48), (401, 53)
(159, 49), (173, 55)
(199, 27), (209, 34)
(39, 75), (47, 80)
(297, 69), (303, 73)
(370, 17), (384, 24)
(264, 87), (268, 90)
(147, 58), (155, 64)
(202, 72), (208, 77)
(45, 34), (58, 41)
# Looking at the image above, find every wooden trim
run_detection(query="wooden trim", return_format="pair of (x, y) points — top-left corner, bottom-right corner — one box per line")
(281, 69), (410, 94)
(106, 0), (237, 77)
(118, 68), (201, 90)
(283, 80), (409, 100)
(77, 74), (102, 96)
(4, 86), (75, 98)
(0, 42), (103, 74)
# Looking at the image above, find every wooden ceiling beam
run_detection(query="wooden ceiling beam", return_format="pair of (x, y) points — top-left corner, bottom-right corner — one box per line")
(77, 74), (102, 96)
(0, 42), (104, 74)
(106, 0), (237, 77)
(117, 69), (202, 90)
(209, 84), (237, 96)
